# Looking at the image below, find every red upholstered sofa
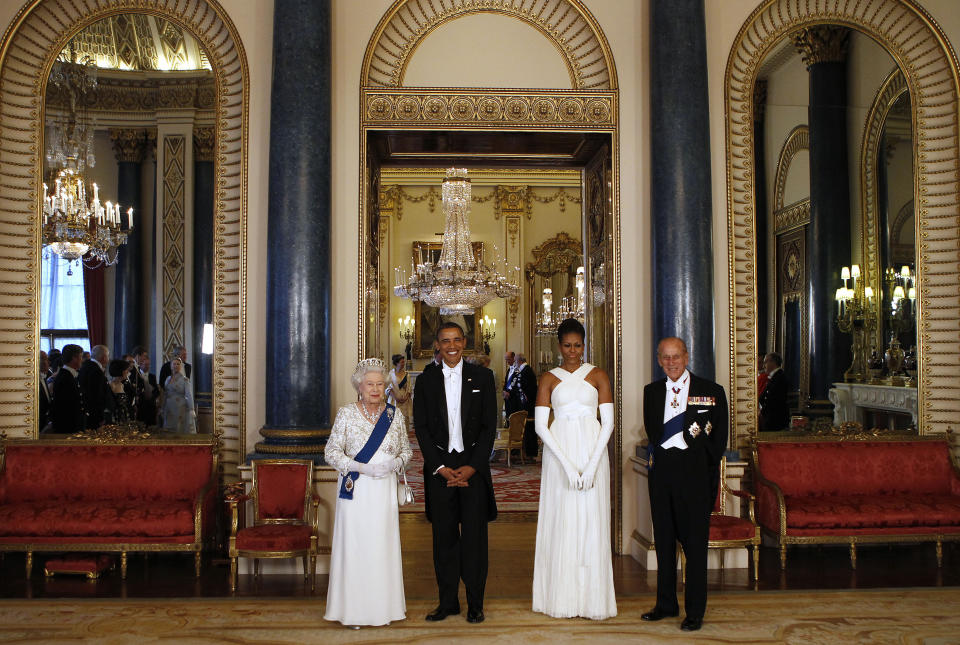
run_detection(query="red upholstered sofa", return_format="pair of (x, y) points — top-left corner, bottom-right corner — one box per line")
(0, 435), (219, 578)
(753, 438), (960, 569)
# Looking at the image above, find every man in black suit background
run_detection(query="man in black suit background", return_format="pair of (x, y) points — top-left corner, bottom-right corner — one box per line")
(159, 345), (192, 390)
(413, 321), (498, 624)
(515, 353), (539, 459)
(131, 346), (160, 426)
(758, 352), (790, 431)
(641, 337), (728, 632)
(78, 344), (111, 429)
(50, 344), (85, 434)
(501, 350), (520, 419)
(38, 350), (52, 432)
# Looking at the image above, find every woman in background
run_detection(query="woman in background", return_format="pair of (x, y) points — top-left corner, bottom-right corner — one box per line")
(161, 357), (196, 433)
(386, 354), (413, 424)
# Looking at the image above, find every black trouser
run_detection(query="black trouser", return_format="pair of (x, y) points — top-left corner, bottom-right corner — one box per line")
(649, 445), (714, 619)
(523, 416), (538, 458)
(426, 450), (489, 611)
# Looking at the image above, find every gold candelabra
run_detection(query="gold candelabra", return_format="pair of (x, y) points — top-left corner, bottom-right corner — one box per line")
(834, 264), (877, 382)
(478, 314), (496, 354)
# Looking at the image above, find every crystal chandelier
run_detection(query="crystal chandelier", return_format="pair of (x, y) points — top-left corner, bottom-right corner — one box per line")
(42, 49), (132, 273)
(394, 169), (519, 315)
(535, 268), (586, 337)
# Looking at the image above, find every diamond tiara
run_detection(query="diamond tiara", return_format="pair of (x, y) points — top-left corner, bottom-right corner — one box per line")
(355, 357), (386, 371)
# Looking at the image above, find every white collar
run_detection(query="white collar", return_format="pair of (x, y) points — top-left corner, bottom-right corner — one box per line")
(667, 369), (690, 388)
(442, 360), (463, 376)
(63, 365), (79, 378)
(767, 367), (782, 377)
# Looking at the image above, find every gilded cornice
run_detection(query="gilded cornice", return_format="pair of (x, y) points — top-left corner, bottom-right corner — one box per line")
(525, 231), (582, 280)
(109, 128), (149, 163)
(773, 199), (810, 235)
(45, 74), (216, 113)
(792, 26), (850, 68)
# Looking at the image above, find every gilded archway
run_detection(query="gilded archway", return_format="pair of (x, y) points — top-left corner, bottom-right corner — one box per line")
(0, 0), (248, 473)
(725, 0), (960, 446)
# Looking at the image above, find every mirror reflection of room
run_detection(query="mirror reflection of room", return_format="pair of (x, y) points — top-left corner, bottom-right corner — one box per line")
(754, 26), (917, 433)
(39, 14), (215, 435)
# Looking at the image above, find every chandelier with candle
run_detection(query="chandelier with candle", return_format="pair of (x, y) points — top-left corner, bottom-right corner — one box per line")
(535, 267), (586, 336)
(394, 169), (519, 315)
(42, 49), (132, 272)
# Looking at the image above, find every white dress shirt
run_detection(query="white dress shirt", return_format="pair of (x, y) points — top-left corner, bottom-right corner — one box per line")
(442, 360), (465, 453)
(661, 369), (690, 450)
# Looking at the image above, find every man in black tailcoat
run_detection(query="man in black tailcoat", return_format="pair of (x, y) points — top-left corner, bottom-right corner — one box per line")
(641, 337), (728, 632)
(78, 344), (111, 429)
(758, 352), (790, 431)
(50, 344), (85, 434)
(413, 321), (498, 624)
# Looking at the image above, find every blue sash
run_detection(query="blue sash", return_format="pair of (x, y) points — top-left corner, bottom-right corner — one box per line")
(339, 403), (395, 500)
(661, 413), (685, 445)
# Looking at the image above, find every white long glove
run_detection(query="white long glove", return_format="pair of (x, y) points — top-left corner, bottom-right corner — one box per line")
(579, 403), (615, 491)
(535, 406), (581, 490)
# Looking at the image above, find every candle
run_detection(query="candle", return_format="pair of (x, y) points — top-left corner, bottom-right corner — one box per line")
(127, 207), (133, 229)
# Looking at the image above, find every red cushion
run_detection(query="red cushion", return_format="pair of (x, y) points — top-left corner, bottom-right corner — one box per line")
(44, 555), (113, 574)
(785, 494), (960, 529)
(0, 536), (194, 544)
(235, 524), (312, 551)
(756, 441), (954, 497)
(0, 445), (213, 503)
(254, 462), (311, 520)
(709, 514), (758, 541)
(0, 501), (195, 537)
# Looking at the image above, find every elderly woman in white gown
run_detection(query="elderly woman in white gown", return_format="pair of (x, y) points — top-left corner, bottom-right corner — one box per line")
(161, 357), (196, 433)
(324, 358), (412, 628)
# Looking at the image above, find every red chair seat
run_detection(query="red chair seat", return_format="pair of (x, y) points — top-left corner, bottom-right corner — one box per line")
(785, 494), (960, 529)
(235, 524), (313, 551)
(709, 514), (758, 541)
(0, 501), (195, 537)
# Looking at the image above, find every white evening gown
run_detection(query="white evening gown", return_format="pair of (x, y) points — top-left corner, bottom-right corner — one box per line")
(324, 404), (412, 626)
(532, 363), (617, 619)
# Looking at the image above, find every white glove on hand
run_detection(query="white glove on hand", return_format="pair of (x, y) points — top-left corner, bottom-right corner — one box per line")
(535, 406), (581, 490)
(347, 459), (373, 476)
(391, 456), (405, 473)
(580, 403), (615, 490)
(367, 461), (398, 479)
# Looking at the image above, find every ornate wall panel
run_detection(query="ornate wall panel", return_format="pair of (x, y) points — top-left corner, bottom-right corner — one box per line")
(361, 0), (617, 90)
(161, 135), (186, 359)
(725, 0), (960, 444)
(0, 0), (248, 476)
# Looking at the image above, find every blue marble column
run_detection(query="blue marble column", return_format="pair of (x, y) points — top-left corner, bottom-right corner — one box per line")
(254, 0), (331, 461)
(650, 0), (715, 379)
(192, 128), (214, 408)
(795, 26), (852, 401)
(110, 129), (147, 356)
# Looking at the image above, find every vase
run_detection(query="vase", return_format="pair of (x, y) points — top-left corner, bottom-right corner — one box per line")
(903, 345), (918, 387)
(885, 338), (905, 386)
(867, 348), (885, 384)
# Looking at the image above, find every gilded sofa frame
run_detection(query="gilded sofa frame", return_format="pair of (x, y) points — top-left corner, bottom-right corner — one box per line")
(227, 458), (321, 592)
(0, 433), (220, 579)
(751, 432), (960, 570)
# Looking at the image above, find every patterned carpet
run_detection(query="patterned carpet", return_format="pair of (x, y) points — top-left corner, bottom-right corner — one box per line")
(403, 431), (541, 513)
(2, 589), (960, 643)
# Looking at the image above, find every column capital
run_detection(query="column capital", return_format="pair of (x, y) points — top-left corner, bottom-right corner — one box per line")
(193, 126), (216, 162)
(792, 26), (850, 68)
(109, 128), (148, 163)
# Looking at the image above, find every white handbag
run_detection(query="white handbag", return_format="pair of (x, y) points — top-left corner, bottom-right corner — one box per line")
(397, 470), (415, 506)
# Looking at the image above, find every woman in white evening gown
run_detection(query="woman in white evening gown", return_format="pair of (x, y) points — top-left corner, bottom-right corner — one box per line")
(532, 318), (617, 620)
(324, 358), (412, 628)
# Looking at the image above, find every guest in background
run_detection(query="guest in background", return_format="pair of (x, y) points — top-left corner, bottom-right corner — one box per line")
(759, 352), (790, 431)
(159, 345), (192, 390)
(46, 348), (61, 397)
(78, 344), (111, 429)
(516, 354), (539, 460)
(132, 346), (159, 426)
(81, 351), (91, 363)
(107, 359), (136, 424)
(121, 353), (140, 422)
(161, 357), (196, 433)
(38, 351), (52, 432)
(387, 354), (413, 423)
(325, 358), (411, 627)
(421, 345), (441, 373)
(502, 351), (521, 421)
(757, 352), (769, 397)
(474, 354), (492, 369)
(50, 344), (84, 434)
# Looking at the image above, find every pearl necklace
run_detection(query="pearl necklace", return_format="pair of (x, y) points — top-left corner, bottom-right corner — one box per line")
(357, 401), (383, 424)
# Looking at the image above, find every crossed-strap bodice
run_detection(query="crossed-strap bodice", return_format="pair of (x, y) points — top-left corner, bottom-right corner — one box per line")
(549, 363), (599, 420)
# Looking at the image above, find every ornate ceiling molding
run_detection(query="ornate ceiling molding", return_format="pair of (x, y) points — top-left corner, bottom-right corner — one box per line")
(361, 0), (617, 90)
(724, 0), (960, 444)
(772, 125), (809, 213)
(46, 73), (216, 114)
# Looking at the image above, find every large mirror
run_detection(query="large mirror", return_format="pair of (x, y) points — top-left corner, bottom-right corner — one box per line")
(754, 26), (917, 433)
(39, 14), (215, 435)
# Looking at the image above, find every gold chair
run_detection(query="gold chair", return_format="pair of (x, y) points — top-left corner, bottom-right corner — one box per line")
(492, 410), (528, 467)
(227, 459), (320, 592)
(681, 456), (761, 583)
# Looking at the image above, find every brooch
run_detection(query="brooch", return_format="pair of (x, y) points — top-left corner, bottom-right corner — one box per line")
(705, 421), (713, 436)
(344, 477), (354, 492)
(688, 421), (701, 438)
(387, 408), (395, 420)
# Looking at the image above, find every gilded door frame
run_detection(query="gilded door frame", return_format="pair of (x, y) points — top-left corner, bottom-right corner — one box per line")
(725, 0), (960, 447)
(357, 0), (624, 549)
(0, 0), (248, 477)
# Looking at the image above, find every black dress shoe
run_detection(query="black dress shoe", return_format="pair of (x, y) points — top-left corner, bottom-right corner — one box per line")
(466, 608), (485, 623)
(681, 616), (703, 631)
(425, 606), (460, 621)
(641, 607), (680, 621)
